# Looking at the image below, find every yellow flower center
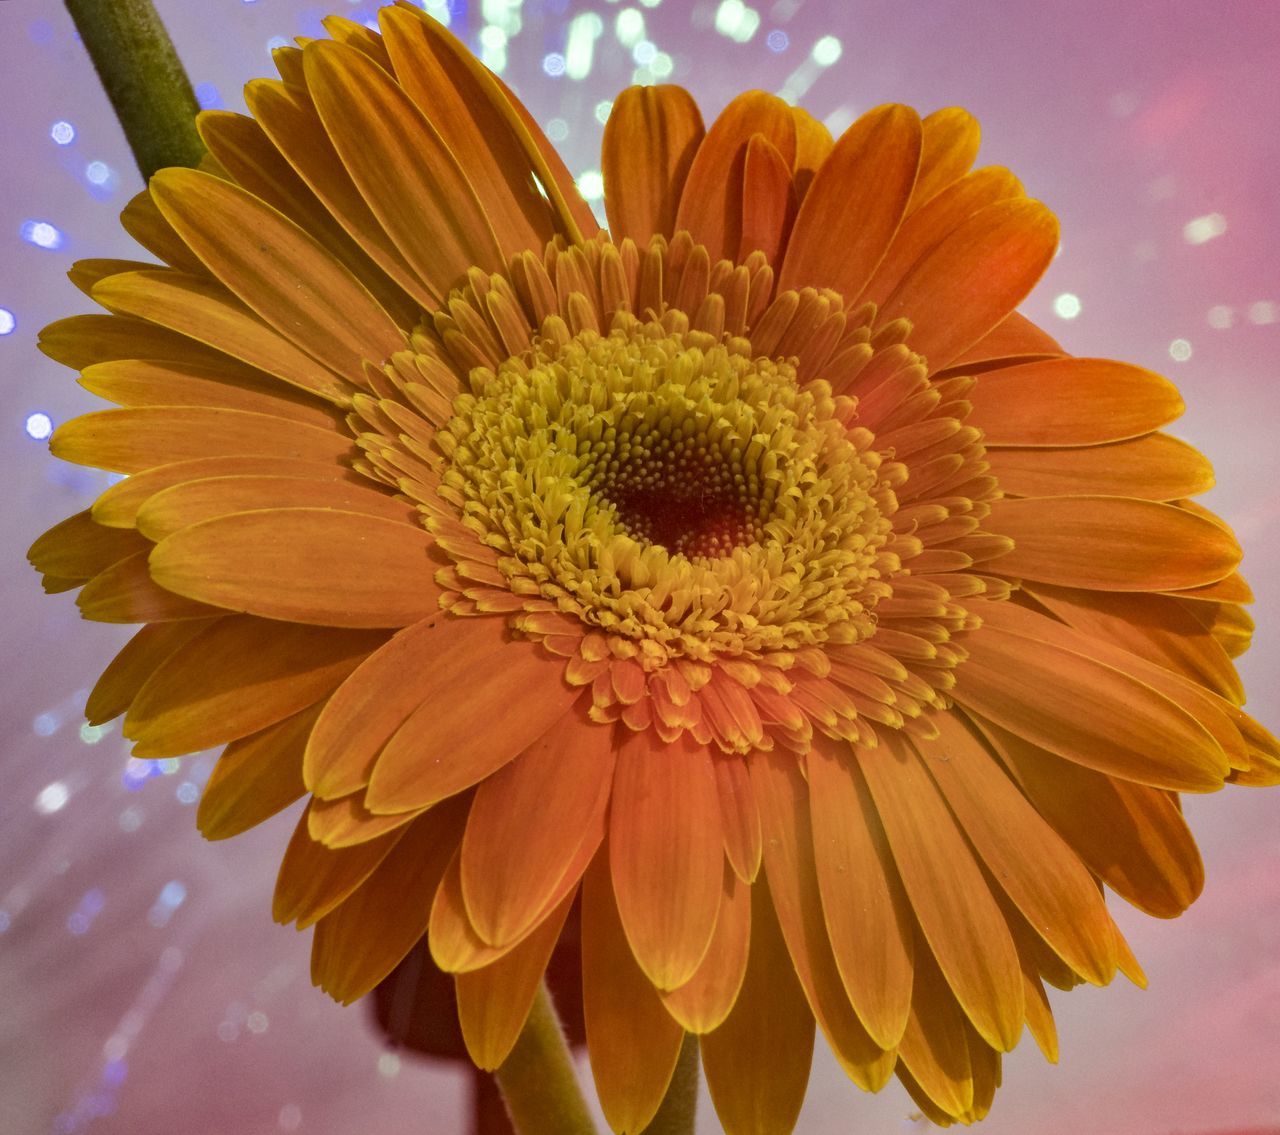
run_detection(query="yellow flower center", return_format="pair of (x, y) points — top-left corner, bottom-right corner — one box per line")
(442, 312), (899, 662)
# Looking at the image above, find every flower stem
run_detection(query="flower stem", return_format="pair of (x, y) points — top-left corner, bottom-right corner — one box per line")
(495, 982), (597, 1135)
(64, 0), (204, 179)
(640, 1032), (699, 1135)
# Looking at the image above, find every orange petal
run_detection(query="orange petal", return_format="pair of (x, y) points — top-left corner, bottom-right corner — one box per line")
(85, 618), (218, 725)
(273, 804), (406, 928)
(749, 747), (896, 1090)
(778, 104), (922, 302)
(244, 77), (437, 310)
(987, 433), (1215, 501)
(306, 790), (424, 848)
(859, 730), (1024, 1051)
(197, 702), (319, 840)
(1027, 583), (1243, 704)
(806, 734), (914, 1049)
(943, 310), (1063, 371)
(92, 454), (359, 530)
(609, 729), (724, 991)
(28, 509), (148, 581)
(149, 508), (442, 628)
(366, 622), (582, 812)
(124, 615), (383, 757)
(789, 106), (833, 199)
(919, 712), (1119, 985)
(311, 797), (468, 1003)
(953, 616), (1229, 792)
(196, 108), (422, 329)
(908, 107), (981, 213)
(150, 168), (405, 387)
(461, 704), (615, 947)
(39, 312), (235, 373)
(581, 847), (685, 1135)
(896, 936), (975, 1120)
(660, 864), (751, 1034)
(303, 39), (504, 301)
(306, 614), (462, 798)
(878, 197), (1059, 373)
(700, 876), (814, 1135)
(714, 753), (762, 883)
(80, 358), (344, 430)
(51, 406), (352, 475)
(92, 270), (354, 403)
(737, 134), (797, 265)
(455, 891), (575, 1071)
(378, 5), (556, 256)
(968, 358), (1184, 446)
(860, 166), (1023, 308)
(676, 91), (796, 262)
(135, 474), (418, 542)
(78, 551), (224, 624)
(119, 188), (208, 275)
(978, 718), (1204, 918)
(985, 495), (1241, 591)
(603, 85), (705, 243)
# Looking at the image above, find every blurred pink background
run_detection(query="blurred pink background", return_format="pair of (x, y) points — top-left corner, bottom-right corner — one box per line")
(2, 2), (1277, 1133)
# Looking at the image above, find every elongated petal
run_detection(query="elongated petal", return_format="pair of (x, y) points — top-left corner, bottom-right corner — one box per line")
(779, 104), (921, 300)
(981, 718), (1204, 918)
(953, 618), (1229, 792)
(136, 474), (418, 542)
(307, 791), (424, 848)
(909, 107), (981, 212)
(968, 358), (1184, 446)
(39, 312), (233, 373)
(807, 734), (914, 1049)
(80, 358), (344, 429)
(455, 891), (574, 1070)
(379, 5), (556, 255)
(714, 753), (762, 883)
(149, 508), (442, 628)
(303, 39), (505, 301)
(660, 865), (751, 1034)
(919, 712), (1119, 985)
(860, 166), (1023, 308)
(197, 703), (319, 839)
(78, 551), (224, 624)
(273, 805), (406, 928)
(86, 618), (218, 725)
(92, 270), (354, 403)
(29, 510), (148, 581)
(367, 627), (580, 813)
(700, 877), (814, 1135)
(737, 134), (797, 265)
(986, 495), (1241, 591)
(581, 848), (685, 1135)
(150, 169), (405, 388)
(896, 937), (975, 1120)
(311, 797), (468, 1003)
(987, 433), (1215, 501)
(944, 310), (1062, 370)
(879, 198), (1059, 372)
(609, 729), (724, 990)
(603, 85), (705, 243)
(461, 705), (615, 947)
(51, 406), (353, 475)
(749, 747), (896, 1090)
(859, 730), (1024, 1051)
(307, 614), (461, 798)
(125, 616), (383, 757)
(676, 91), (796, 262)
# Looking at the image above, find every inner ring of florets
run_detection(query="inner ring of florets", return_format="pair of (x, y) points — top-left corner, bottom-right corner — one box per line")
(439, 313), (901, 660)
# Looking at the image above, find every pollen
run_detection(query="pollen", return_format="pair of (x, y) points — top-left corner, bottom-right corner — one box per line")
(440, 312), (899, 662)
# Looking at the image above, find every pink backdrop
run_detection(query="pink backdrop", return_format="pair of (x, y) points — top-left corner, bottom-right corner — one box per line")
(2, 2), (1277, 1132)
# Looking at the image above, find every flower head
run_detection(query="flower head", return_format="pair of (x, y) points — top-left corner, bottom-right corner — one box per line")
(29, 4), (1278, 1130)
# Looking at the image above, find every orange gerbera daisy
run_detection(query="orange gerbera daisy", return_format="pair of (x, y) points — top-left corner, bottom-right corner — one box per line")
(29, 3), (1278, 1130)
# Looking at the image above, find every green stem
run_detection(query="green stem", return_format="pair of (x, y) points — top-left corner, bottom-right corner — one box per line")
(641, 1032), (699, 1135)
(495, 982), (597, 1135)
(64, 0), (204, 178)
